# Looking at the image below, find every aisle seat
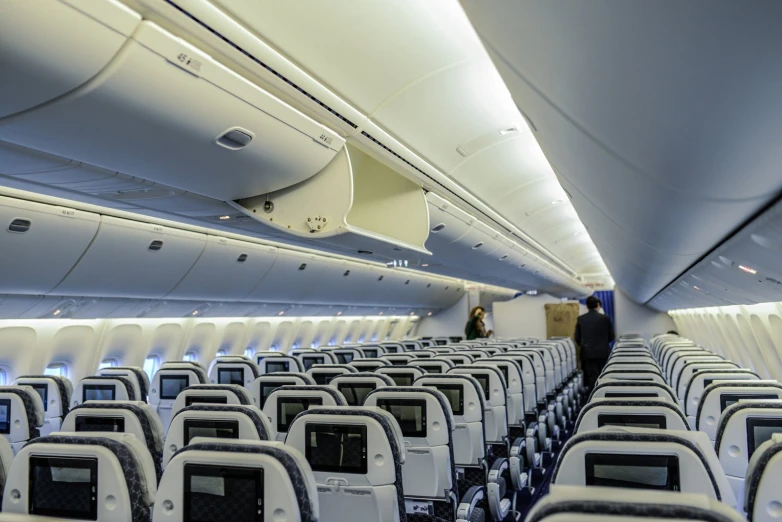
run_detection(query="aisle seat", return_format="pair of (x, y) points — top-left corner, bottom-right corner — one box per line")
(683, 370), (761, 428)
(588, 381), (678, 403)
(696, 381), (782, 440)
(744, 433), (782, 522)
(376, 366), (425, 387)
(676, 361), (741, 402)
(573, 398), (689, 433)
(329, 373), (394, 406)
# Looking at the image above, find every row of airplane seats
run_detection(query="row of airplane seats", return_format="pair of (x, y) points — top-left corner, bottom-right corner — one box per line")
(0, 337), (587, 521)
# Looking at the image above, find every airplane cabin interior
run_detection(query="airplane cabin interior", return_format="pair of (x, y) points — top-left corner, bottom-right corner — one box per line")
(1, 1), (782, 521)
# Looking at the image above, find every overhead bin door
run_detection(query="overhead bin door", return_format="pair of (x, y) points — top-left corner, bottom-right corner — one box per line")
(54, 215), (207, 298)
(0, 196), (100, 294)
(0, 0), (141, 119)
(246, 251), (328, 303)
(0, 20), (344, 200)
(167, 236), (277, 301)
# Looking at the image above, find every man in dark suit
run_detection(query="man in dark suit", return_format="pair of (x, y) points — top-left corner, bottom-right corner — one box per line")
(575, 295), (615, 390)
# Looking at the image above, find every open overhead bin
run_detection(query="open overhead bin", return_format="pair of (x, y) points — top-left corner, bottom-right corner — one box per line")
(232, 144), (430, 254)
(0, 17), (344, 201)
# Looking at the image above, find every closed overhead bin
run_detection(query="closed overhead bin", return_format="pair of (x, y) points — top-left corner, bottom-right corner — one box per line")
(245, 251), (329, 304)
(0, 0), (141, 119)
(0, 196), (99, 294)
(0, 20), (345, 201)
(54, 216), (207, 298)
(167, 236), (278, 301)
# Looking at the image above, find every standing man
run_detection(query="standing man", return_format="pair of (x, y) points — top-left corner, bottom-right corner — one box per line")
(575, 295), (615, 390)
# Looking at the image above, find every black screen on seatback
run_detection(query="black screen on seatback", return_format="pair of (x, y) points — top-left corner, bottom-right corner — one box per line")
(266, 361), (289, 374)
(278, 397), (323, 433)
(305, 423), (368, 474)
(605, 392), (659, 399)
(338, 382), (376, 406)
(703, 379), (715, 388)
(747, 418), (782, 458)
(336, 353), (353, 364)
(83, 384), (115, 402)
(597, 414), (667, 430)
(472, 374), (491, 399)
(389, 373), (413, 387)
(313, 372), (340, 385)
(363, 349), (378, 358)
(302, 356), (322, 371)
(498, 365), (509, 384)
(0, 399), (10, 434)
(720, 394), (777, 412)
(435, 383), (464, 415)
(418, 365), (442, 374)
(29, 456), (98, 519)
(160, 375), (189, 400)
(259, 382), (288, 409)
(186, 395), (228, 407)
(183, 419), (240, 445)
(377, 398), (427, 437)
(184, 464), (263, 522)
(585, 453), (680, 491)
(30, 383), (48, 412)
(75, 415), (125, 433)
(218, 369), (244, 386)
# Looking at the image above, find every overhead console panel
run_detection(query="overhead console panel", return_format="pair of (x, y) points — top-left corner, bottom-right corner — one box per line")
(232, 144), (430, 254)
(0, 3), (344, 201)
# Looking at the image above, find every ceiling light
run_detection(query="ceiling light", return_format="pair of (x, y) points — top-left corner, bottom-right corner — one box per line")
(498, 126), (517, 136)
(739, 265), (757, 275)
(337, 311), (342, 316)
(409, 312), (415, 316)
(421, 264), (429, 267)
(379, 312), (384, 316)
(427, 312), (433, 316)
(278, 311), (285, 316)
(53, 309), (61, 316)
(219, 215), (231, 220)
(551, 200), (562, 205)
(191, 310), (199, 316)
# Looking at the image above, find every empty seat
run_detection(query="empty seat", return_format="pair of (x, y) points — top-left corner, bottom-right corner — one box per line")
(286, 407), (405, 522)
(683, 370), (760, 427)
(603, 362), (662, 374)
(62, 400), (165, 482)
(154, 439), (318, 522)
(376, 365), (426, 387)
(170, 383), (253, 420)
(250, 372), (315, 409)
(589, 381), (678, 403)
(744, 433), (782, 521)
(675, 360), (740, 401)
(150, 364), (207, 431)
(527, 485), (745, 522)
(329, 347), (363, 364)
(3, 432), (156, 521)
(669, 354), (726, 392)
(448, 366), (511, 452)
(435, 353), (475, 367)
(597, 369), (666, 385)
(13, 375), (70, 436)
(297, 351), (337, 371)
(715, 401), (782, 505)
(358, 345), (388, 358)
(364, 386), (487, 521)
(0, 386), (45, 454)
(502, 353), (542, 413)
(160, 361), (208, 383)
(208, 358), (258, 386)
(72, 376), (138, 408)
(307, 363), (357, 385)
(95, 368), (142, 400)
(380, 342), (405, 354)
(163, 403), (273, 469)
(382, 354), (417, 366)
(483, 358), (528, 435)
(263, 385), (347, 441)
(329, 373), (393, 406)
(258, 354), (303, 374)
(574, 398), (689, 433)
(696, 381), (782, 440)
(552, 426), (736, 507)
(0, 437), (14, 508)
(96, 366), (149, 401)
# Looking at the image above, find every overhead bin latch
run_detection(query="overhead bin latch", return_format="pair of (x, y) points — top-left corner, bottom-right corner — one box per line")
(306, 215), (327, 233)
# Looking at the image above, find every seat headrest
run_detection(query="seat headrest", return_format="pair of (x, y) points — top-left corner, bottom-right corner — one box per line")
(0, 385), (44, 431)
(173, 404), (272, 441)
(15, 376), (71, 417)
(78, 375), (136, 402)
(715, 400), (782, 454)
(528, 485), (744, 522)
(180, 384), (252, 405)
(365, 386), (456, 433)
(745, 433), (782, 516)
(159, 363), (207, 384)
(169, 440), (318, 522)
(67, 401), (164, 451)
(574, 399), (688, 432)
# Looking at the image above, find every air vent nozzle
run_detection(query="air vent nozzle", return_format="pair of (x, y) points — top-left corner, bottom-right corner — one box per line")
(299, 263), (307, 271)
(431, 223), (446, 232)
(237, 254), (248, 263)
(215, 128), (254, 150)
(472, 242), (484, 249)
(343, 270), (351, 277)
(148, 240), (163, 251)
(8, 219), (31, 233)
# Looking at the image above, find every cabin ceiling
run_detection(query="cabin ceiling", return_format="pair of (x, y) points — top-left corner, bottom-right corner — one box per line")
(174, 0), (610, 281)
(460, 0), (782, 308)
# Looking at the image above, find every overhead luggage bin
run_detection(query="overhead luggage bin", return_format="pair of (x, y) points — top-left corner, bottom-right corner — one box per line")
(0, 196), (99, 294)
(233, 144), (430, 254)
(0, 0), (141, 119)
(54, 215), (207, 298)
(0, 19), (344, 201)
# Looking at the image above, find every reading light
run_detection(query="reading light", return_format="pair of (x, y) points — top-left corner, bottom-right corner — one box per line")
(421, 264), (429, 267)
(337, 311), (343, 316)
(427, 312), (433, 316)
(739, 265), (757, 274)
(409, 312), (415, 316)
(219, 215), (231, 220)
(53, 309), (61, 316)
(191, 310), (199, 316)
(379, 312), (384, 316)
(278, 311), (285, 316)
(693, 286), (701, 290)
(498, 126), (517, 136)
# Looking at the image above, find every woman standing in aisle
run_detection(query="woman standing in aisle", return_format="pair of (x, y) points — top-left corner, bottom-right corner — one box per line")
(465, 306), (493, 340)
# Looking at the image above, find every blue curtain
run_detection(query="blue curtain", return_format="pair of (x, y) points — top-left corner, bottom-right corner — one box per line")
(580, 290), (615, 326)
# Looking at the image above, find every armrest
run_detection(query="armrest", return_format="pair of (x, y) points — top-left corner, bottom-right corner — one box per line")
(457, 485), (485, 522)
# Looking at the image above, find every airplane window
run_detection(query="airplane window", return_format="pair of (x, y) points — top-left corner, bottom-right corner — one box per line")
(143, 356), (160, 381)
(243, 347), (254, 359)
(183, 352), (198, 362)
(0, 369), (7, 386)
(44, 364), (68, 378)
(216, 349), (227, 357)
(98, 359), (118, 369)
